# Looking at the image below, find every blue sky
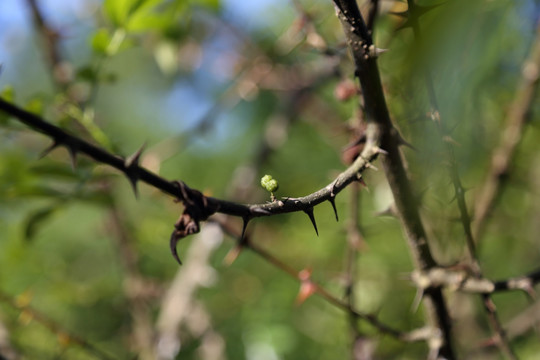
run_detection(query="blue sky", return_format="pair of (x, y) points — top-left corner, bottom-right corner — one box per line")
(0, 0), (292, 149)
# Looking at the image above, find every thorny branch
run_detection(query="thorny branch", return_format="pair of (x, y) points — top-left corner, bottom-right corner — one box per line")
(0, 98), (383, 263)
(332, 0), (454, 358)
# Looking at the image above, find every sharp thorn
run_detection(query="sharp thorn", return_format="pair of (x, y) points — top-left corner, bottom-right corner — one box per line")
(374, 146), (388, 155)
(66, 144), (78, 170)
(328, 197), (339, 222)
(39, 140), (60, 159)
(369, 46), (389, 58)
(124, 144), (145, 198)
(304, 208), (318, 236)
(365, 162), (378, 171)
(240, 217), (250, 243)
(169, 232), (183, 265)
(125, 143), (145, 168)
(127, 174), (139, 198)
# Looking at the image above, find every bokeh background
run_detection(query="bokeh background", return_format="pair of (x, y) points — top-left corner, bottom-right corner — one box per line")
(1, 0), (540, 359)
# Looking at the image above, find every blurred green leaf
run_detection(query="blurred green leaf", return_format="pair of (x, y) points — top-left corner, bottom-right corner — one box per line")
(1, 85), (14, 103)
(91, 28), (112, 55)
(104, 0), (131, 26)
(25, 98), (44, 117)
(0, 86), (15, 125)
(76, 66), (99, 82)
(24, 205), (59, 242)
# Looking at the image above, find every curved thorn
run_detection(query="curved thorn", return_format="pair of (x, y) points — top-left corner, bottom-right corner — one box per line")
(328, 197), (339, 222)
(304, 208), (318, 236)
(169, 232), (182, 265)
(125, 143), (145, 168)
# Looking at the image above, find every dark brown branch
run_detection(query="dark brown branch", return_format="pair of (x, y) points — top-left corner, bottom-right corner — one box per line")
(0, 97), (381, 223)
(332, 1), (455, 358)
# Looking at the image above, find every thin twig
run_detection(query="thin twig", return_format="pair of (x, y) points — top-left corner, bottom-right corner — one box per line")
(214, 217), (404, 339)
(0, 98), (383, 222)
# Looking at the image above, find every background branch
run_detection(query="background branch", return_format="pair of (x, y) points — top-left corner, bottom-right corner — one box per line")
(473, 22), (540, 242)
(332, 0), (454, 357)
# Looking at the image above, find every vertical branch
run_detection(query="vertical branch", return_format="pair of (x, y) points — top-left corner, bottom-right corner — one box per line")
(332, 1), (455, 358)
(473, 22), (540, 242)
(25, 0), (67, 88)
(366, 0), (379, 33)
(404, 1), (516, 358)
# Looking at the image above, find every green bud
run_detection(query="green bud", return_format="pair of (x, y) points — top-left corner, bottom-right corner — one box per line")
(261, 174), (279, 193)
